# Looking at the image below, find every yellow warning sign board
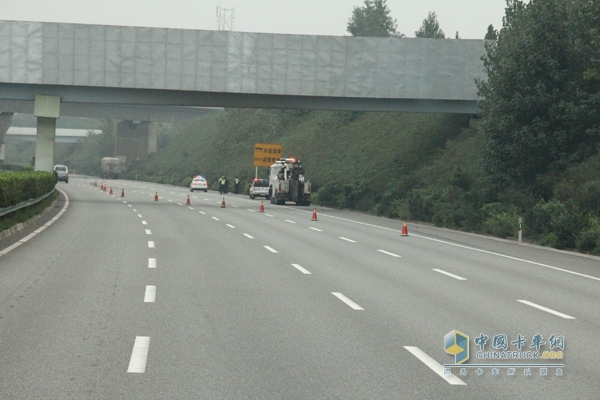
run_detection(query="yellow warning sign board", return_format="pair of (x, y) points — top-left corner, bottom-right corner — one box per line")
(253, 143), (283, 167)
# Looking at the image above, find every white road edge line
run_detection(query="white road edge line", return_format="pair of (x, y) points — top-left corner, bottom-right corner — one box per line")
(291, 263), (312, 274)
(404, 346), (466, 385)
(264, 246), (278, 253)
(148, 258), (157, 269)
(144, 285), (156, 303)
(517, 300), (576, 319)
(332, 292), (364, 310)
(378, 249), (401, 258)
(433, 268), (466, 280)
(127, 336), (150, 373)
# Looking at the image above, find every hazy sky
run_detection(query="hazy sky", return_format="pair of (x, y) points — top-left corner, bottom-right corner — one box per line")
(2, 0), (507, 40)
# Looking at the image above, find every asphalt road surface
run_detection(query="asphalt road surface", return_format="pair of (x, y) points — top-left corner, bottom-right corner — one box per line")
(0, 176), (598, 399)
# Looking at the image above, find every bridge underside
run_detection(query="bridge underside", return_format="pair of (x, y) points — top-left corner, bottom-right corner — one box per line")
(1, 83), (479, 116)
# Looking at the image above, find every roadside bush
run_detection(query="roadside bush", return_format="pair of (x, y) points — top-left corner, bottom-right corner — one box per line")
(407, 188), (444, 222)
(527, 199), (588, 249)
(576, 224), (600, 255)
(479, 203), (520, 238)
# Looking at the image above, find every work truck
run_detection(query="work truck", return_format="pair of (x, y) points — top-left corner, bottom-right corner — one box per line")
(268, 158), (311, 205)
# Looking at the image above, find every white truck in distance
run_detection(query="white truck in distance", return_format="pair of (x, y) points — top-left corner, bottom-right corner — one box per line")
(101, 157), (125, 179)
(269, 158), (311, 206)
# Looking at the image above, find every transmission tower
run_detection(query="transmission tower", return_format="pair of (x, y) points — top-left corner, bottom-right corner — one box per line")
(216, 1), (235, 31)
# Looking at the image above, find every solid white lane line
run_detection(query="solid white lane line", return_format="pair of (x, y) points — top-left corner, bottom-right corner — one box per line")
(145, 229), (152, 235)
(142, 221), (148, 225)
(148, 258), (156, 269)
(404, 346), (466, 385)
(292, 264), (312, 274)
(127, 336), (150, 373)
(332, 292), (364, 310)
(226, 224), (235, 229)
(517, 300), (576, 319)
(243, 233), (254, 239)
(433, 269), (466, 280)
(264, 246), (278, 253)
(378, 249), (401, 258)
(285, 220), (296, 224)
(144, 286), (156, 303)
(148, 241), (155, 248)
(309, 227), (322, 232)
(212, 217), (220, 221)
(339, 237), (357, 243)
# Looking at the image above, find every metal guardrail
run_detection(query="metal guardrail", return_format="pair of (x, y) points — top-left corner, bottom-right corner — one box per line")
(0, 188), (56, 218)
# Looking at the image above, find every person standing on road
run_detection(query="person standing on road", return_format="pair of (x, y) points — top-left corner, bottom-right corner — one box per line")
(218, 176), (225, 194)
(234, 177), (240, 194)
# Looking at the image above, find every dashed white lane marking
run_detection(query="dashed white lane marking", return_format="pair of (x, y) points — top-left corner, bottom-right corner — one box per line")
(339, 237), (357, 243)
(226, 224), (235, 229)
(292, 264), (312, 274)
(243, 233), (254, 239)
(127, 336), (150, 373)
(212, 217), (220, 221)
(285, 220), (296, 224)
(231, 205), (239, 208)
(433, 269), (466, 280)
(332, 292), (364, 310)
(188, 207), (194, 210)
(404, 346), (466, 385)
(309, 227), (322, 232)
(265, 214), (274, 217)
(145, 229), (152, 235)
(168, 200), (173, 203)
(144, 286), (156, 303)
(148, 241), (155, 248)
(142, 221), (148, 225)
(378, 249), (401, 258)
(199, 211), (206, 215)
(148, 258), (156, 269)
(264, 246), (278, 253)
(177, 203), (183, 206)
(247, 209), (256, 213)
(517, 300), (576, 319)
(137, 214), (143, 218)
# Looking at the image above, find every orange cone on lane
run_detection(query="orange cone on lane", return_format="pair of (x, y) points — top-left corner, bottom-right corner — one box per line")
(259, 201), (265, 212)
(186, 195), (191, 205)
(109, 186), (113, 195)
(121, 188), (125, 198)
(311, 208), (318, 221)
(221, 197), (226, 208)
(401, 220), (409, 236)
(154, 192), (159, 201)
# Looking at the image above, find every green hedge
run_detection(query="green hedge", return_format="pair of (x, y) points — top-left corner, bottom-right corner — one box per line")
(0, 171), (56, 208)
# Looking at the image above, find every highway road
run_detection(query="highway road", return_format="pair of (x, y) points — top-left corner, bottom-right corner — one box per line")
(0, 176), (598, 399)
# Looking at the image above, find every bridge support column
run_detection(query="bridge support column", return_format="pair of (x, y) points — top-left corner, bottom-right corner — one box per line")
(116, 120), (157, 163)
(0, 112), (14, 165)
(33, 95), (60, 172)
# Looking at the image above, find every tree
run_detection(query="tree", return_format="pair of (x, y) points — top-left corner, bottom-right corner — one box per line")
(346, 0), (403, 37)
(484, 24), (497, 40)
(415, 11), (445, 39)
(476, 0), (600, 195)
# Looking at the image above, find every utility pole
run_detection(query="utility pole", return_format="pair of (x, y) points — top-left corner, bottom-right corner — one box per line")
(216, 1), (235, 31)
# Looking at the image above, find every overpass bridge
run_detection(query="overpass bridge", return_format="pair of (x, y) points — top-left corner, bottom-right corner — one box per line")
(0, 20), (487, 171)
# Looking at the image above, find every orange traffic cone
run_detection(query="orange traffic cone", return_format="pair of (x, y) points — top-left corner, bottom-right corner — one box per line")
(186, 195), (191, 205)
(121, 188), (125, 198)
(259, 201), (265, 212)
(154, 192), (159, 201)
(401, 220), (409, 236)
(221, 197), (226, 208)
(109, 186), (113, 195)
(311, 207), (318, 221)
(94, 181), (97, 187)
